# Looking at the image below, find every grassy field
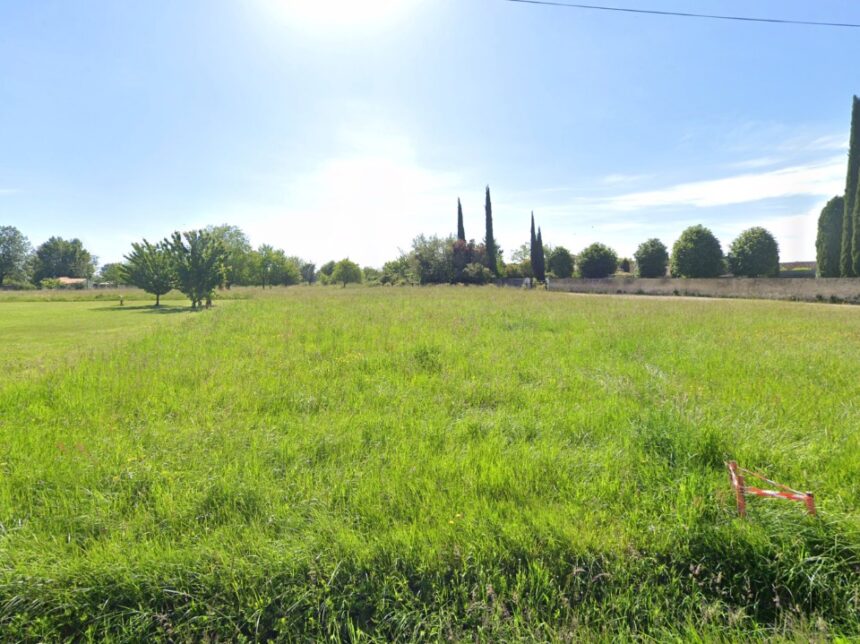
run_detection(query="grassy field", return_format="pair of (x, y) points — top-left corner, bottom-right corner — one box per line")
(0, 287), (858, 640)
(0, 301), (192, 383)
(0, 285), (259, 303)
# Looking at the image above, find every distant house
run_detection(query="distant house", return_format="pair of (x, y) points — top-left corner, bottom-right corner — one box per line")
(56, 277), (90, 288)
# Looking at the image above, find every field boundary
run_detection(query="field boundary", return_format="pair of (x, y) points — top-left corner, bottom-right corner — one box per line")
(544, 276), (860, 303)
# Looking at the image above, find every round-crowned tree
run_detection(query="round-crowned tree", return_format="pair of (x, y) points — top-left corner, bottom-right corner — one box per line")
(546, 246), (574, 278)
(670, 225), (724, 278)
(634, 238), (669, 277)
(728, 227), (779, 277)
(332, 258), (363, 287)
(577, 243), (617, 278)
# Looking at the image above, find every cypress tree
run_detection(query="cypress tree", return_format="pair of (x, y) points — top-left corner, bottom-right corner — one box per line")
(841, 96), (860, 276)
(484, 186), (498, 275)
(816, 196), (844, 277)
(457, 198), (466, 241)
(535, 228), (546, 281)
(529, 212), (537, 275)
(854, 171), (860, 276)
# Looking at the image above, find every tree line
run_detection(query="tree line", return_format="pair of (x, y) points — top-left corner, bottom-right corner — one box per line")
(375, 185), (781, 285)
(816, 95), (860, 277)
(23, 94), (860, 296)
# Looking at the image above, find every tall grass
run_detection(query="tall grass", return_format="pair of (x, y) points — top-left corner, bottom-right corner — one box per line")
(0, 288), (857, 640)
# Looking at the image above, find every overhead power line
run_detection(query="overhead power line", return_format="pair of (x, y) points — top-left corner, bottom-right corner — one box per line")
(503, 0), (860, 29)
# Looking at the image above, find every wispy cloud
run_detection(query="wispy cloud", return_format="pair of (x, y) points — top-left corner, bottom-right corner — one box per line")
(601, 173), (654, 186)
(727, 156), (784, 170)
(776, 133), (847, 153)
(585, 157), (844, 211)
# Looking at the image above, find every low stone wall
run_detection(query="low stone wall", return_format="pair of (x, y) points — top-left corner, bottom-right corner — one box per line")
(494, 278), (532, 288)
(546, 277), (860, 303)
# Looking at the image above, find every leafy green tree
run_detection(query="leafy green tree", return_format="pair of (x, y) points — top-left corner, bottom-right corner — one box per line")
(816, 196), (844, 277)
(0, 226), (31, 285)
(483, 186), (498, 275)
(363, 266), (381, 284)
(32, 237), (96, 283)
(276, 254), (301, 286)
(843, 96), (860, 276)
(452, 239), (472, 282)
(634, 238), (669, 278)
(577, 243), (618, 278)
(332, 258), (362, 287)
(670, 225), (724, 278)
(300, 262), (316, 284)
(165, 230), (226, 309)
(206, 224), (253, 287)
(547, 246), (574, 278)
(97, 262), (127, 287)
(252, 245), (278, 288)
(727, 227), (780, 277)
(381, 255), (413, 285)
(457, 198), (466, 241)
(252, 245), (300, 287)
(122, 240), (174, 305)
(511, 243), (530, 264)
(318, 260), (336, 283)
(411, 235), (455, 284)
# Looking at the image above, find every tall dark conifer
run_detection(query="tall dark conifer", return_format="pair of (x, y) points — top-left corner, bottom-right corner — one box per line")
(529, 212), (537, 275)
(484, 186), (498, 275)
(535, 228), (546, 281)
(816, 196), (844, 277)
(841, 96), (860, 276)
(457, 198), (466, 241)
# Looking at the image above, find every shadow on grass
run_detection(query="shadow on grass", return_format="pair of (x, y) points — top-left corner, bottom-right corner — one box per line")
(92, 305), (193, 315)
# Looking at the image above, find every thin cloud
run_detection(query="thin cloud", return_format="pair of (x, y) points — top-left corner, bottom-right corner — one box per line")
(728, 156), (784, 170)
(777, 134), (847, 153)
(586, 157), (844, 211)
(601, 173), (654, 185)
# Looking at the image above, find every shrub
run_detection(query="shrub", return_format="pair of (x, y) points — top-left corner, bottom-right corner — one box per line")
(0, 279), (37, 291)
(40, 278), (62, 290)
(462, 262), (494, 284)
(577, 243), (618, 278)
(546, 246), (574, 278)
(362, 267), (381, 284)
(670, 225), (724, 278)
(381, 256), (413, 285)
(503, 263), (525, 278)
(618, 257), (631, 273)
(728, 227), (780, 277)
(634, 238), (669, 278)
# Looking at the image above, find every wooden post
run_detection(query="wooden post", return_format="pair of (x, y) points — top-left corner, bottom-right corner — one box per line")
(727, 461), (746, 517)
(804, 493), (816, 516)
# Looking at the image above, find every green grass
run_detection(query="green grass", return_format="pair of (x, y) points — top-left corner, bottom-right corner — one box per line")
(0, 285), (261, 303)
(0, 288), (858, 641)
(0, 301), (192, 382)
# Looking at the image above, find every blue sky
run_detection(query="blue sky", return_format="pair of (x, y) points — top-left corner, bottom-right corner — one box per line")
(1, 0), (859, 266)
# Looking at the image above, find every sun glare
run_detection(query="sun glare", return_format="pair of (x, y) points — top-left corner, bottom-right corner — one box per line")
(270, 0), (416, 30)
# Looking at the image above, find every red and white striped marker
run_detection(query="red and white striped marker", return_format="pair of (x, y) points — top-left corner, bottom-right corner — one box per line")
(726, 461), (816, 517)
